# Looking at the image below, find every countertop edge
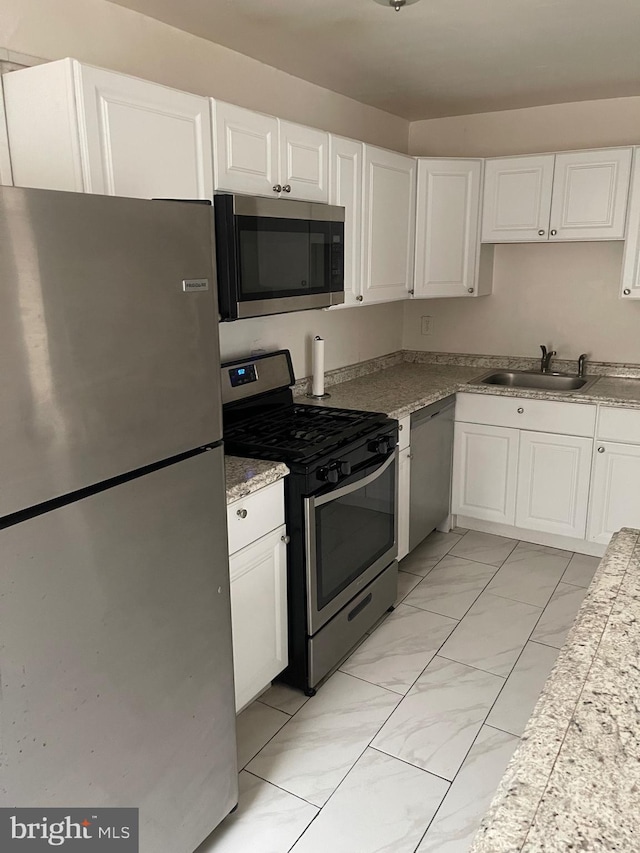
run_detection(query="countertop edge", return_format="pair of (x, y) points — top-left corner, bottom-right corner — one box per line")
(225, 456), (289, 505)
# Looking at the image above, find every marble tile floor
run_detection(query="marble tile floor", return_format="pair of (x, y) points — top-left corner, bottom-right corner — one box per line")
(199, 529), (599, 853)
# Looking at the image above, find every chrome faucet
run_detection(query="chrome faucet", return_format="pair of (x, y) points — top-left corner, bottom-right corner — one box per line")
(540, 345), (557, 373)
(577, 353), (588, 378)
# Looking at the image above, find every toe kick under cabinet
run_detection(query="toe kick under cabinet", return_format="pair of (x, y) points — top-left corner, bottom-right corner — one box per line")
(453, 393), (598, 547)
(227, 479), (288, 712)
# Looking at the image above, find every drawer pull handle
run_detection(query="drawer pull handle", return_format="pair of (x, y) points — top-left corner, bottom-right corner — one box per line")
(598, 446), (605, 453)
(537, 229), (545, 236)
(348, 592), (372, 622)
(624, 289), (631, 296)
(236, 508), (248, 519)
(281, 534), (290, 544)
(517, 407), (524, 414)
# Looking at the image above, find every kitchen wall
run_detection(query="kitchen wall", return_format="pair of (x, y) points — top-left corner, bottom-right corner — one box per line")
(0, 0), (410, 377)
(405, 97), (640, 363)
(409, 96), (640, 158)
(219, 302), (404, 380)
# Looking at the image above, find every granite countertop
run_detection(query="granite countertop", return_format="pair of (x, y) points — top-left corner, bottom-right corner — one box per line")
(295, 357), (640, 419)
(470, 527), (640, 852)
(224, 456), (289, 504)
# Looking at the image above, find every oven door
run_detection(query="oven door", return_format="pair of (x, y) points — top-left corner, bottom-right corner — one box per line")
(304, 449), (398, 636)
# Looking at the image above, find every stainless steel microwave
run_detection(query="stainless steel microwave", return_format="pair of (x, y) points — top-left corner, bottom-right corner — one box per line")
(213, 194), (345, 321)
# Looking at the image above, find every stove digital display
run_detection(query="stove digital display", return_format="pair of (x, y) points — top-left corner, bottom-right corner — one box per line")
(229, 364), (258, 387)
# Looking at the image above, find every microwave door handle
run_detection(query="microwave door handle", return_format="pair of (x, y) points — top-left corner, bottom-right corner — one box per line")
(311, 449), (397, 509)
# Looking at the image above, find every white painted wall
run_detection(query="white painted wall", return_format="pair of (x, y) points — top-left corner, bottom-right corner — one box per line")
(409, 96), (640, 158)
(403, 242), (640, 363)
(220, 302), (404, 380)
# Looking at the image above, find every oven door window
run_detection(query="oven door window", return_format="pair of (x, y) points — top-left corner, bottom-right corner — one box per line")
(236, 216), (331, 301)
(314, 458), (396, 612)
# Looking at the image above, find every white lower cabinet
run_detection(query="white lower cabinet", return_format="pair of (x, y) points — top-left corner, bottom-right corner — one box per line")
(227, 479), (288, 712)
(453, 395), (598, 545)
(452, 422), (519, 524)
(229, 523), (288, 712)
(588, 442), (640, 545)
(515, 431), (592, 538)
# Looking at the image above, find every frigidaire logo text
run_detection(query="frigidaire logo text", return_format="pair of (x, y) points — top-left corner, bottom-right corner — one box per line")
(0, 808), (139, 851)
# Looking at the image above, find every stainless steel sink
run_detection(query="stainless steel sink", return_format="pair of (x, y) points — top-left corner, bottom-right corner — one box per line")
(472, 370), (597, 392)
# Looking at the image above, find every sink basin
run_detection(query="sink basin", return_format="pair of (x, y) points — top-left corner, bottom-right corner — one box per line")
(474, 370), (594, 392)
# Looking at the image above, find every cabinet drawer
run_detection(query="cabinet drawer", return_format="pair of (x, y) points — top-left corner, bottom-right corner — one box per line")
(597, 406), (640, 443)
(398, 415), (411, 450)
(227, 479), (285, 556)
(456, 392), (596, 437)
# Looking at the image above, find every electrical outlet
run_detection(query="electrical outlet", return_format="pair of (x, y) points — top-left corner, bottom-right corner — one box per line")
(421, 316), (433, 336)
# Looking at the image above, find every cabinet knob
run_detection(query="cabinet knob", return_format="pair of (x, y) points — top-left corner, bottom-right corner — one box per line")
(517, 407), (524, 414)
(538, 229), (545, 236)
(399, 423), (403, 430)
(281, 534), (291, 544)
(467, 287), (474, 294)
(273, 184), (282, 193)
(598, 446), (605, 453)
(356, 295), (364, 302)
(624, 289), (631, 296)
(283, 185), (292, 193)
(236, 508), (248, 519)
(550, 229), (557, 236)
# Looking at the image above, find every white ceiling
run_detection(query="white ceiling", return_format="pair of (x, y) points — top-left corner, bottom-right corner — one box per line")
(107, 0), (640, 120)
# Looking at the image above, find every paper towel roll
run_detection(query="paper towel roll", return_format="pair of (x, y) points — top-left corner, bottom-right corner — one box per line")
(312, 336), (325, 396)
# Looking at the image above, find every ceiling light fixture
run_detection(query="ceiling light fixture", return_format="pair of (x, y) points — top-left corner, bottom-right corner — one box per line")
(373, 0), (420, 10)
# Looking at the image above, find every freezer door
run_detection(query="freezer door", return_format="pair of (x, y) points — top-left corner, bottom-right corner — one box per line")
(0, 186), (222, 517)
(0, 447), (237, 853)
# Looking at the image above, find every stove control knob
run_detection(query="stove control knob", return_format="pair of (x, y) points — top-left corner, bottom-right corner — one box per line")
(318, 465), (340, 484)
(368, 436), (391, 455)
(338, 460), (352, 477)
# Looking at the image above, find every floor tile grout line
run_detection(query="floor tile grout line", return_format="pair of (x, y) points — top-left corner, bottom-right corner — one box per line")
(483, 721), (520, 738)
(242, 768), (321, 809)
(367, 744), (455, 785)
(405, 567), (500, 624)
(436, 652), (510, 681)
(239, 711), (296, 771)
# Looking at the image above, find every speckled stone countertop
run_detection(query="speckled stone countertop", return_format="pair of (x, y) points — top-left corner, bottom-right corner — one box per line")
(224, 456), (289, 504)
(295, 352), (640, 418)
(470, 527), (640, 852)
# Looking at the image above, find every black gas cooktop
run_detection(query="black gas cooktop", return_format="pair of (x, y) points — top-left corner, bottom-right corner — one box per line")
(224, 403), (389, 464)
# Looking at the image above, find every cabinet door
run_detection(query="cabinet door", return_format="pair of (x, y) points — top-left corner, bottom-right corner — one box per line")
(229, 524), (288, 712)
(588, 442), (640, 545)
(515, 431), (592, 538)
(212, 100), (278, 197)
(452, 422), (519, 524)
(397, 446), (411, 561)
(481, 155), (554, 242)
(77, 63), (213, 199)
(279, 121), (328, 202)
(414, 159), (482, 298)
(362, 146), (416, 303)
(329, 135), (363, 305)
(621, 148), (640, 298)
(549, 148), (632, 241)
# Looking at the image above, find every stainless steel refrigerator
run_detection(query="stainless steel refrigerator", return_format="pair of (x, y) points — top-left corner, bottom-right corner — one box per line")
(0, 186), (237, 852)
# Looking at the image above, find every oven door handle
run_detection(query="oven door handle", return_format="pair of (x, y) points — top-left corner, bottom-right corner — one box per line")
(311, 449), (397, 509)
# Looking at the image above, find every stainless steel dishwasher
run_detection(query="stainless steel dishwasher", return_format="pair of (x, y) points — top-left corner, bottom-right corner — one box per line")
(409, 395), (456, 551)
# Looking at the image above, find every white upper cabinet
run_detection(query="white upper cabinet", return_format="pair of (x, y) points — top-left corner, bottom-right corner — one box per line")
(549, 149), (632, 241)
(481, 155), (555, 242)
(212, 100), (278, 197)
(362, 146), (416, 303)
(482, 149), (632, 243)
(414, 158), (489, 298)
(279, 121), (328, 202)
(620, 148), (640, 299)
(212, 101), (328, 202)
(4, 59), (213, 199)
(329, 135), (363, 306)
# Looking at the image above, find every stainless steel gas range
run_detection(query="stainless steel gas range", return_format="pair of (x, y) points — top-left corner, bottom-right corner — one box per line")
(221, 350), (398, 695)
